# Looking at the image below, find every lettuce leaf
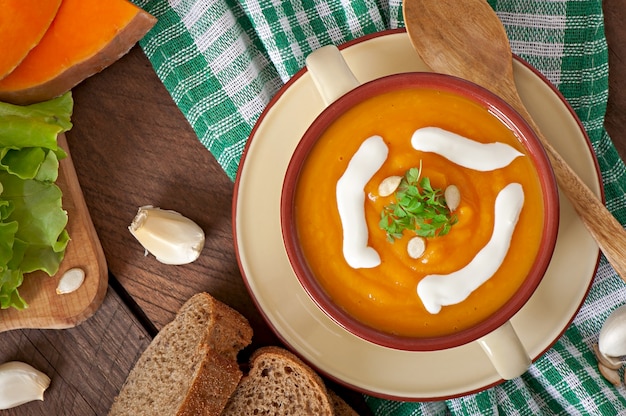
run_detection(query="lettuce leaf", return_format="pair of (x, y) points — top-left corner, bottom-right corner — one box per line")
(0, 93), (72, 149)
(0, 93), (73, 309)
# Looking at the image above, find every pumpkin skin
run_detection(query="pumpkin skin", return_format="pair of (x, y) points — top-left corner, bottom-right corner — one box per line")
(0, 0), (156, 105)
(0, 0), (62, 81)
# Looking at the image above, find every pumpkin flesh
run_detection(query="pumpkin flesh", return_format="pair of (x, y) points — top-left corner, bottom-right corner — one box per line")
(0, 0), (156, 105)
(0, 0), (62, 80)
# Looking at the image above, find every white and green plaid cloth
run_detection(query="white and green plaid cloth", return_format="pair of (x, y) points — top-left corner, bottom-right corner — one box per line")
(130, 0), (626, 414)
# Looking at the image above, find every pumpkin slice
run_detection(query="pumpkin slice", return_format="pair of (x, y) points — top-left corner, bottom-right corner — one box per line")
(0, 0), (157, 105)
(0, 0), (62, 81)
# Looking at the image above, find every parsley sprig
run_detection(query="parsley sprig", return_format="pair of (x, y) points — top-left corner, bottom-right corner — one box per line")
(379, 165), (458, 242)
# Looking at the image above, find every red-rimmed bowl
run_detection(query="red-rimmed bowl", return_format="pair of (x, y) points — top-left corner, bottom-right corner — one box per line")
(280, 71), (559, 352)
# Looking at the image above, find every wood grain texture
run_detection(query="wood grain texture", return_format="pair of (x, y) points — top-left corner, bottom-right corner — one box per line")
(604, 0), (626, 161)
(66, 47), (280, 349)
(0, 287), (151, 416)
(0, 133), (108, 332)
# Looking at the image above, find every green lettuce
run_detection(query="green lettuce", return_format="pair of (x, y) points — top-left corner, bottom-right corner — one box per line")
(0, 93), (73, 309)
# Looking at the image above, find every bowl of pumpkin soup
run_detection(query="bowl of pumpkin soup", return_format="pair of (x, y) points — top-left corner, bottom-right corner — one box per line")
(280, 69), (559, 354)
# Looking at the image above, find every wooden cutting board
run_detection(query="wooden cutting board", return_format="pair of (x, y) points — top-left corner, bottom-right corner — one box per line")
(0, 133), (108, 332)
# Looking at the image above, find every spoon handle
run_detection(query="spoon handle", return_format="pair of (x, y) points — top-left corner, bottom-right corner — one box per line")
(509, 88), (626, 281)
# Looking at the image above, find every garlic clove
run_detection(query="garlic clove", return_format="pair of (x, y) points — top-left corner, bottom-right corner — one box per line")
(597, 358), (622, 386)
(0, 361), (51, 410)
(598, 304), (626, 367)
(378, 175), (402, 197)
(56, 268), (85, 294)
(129, 206), (205, 265)
(595, 304), (626, 385)
(593, 344), (620, 369)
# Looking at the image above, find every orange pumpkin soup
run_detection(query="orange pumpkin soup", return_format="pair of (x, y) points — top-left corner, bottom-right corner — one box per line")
(293, 87), (545, 338)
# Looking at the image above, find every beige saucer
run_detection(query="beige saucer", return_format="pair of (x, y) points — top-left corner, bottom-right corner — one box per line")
(233, 30), (601, 400)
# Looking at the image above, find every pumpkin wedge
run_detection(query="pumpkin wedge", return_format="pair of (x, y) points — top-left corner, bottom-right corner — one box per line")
(0, 0), (62, 81)
(0, 0), (156, 105)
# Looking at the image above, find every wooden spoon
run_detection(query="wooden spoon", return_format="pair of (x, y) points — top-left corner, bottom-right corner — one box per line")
(403, 0), (626, 282)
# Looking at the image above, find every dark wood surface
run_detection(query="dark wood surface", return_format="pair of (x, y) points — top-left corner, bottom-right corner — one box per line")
(604, 0), (626, 160)
(1, 3), (625, 415)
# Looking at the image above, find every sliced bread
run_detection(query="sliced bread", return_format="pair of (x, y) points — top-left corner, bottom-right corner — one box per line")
(327, 389), (360, 416)
(221, 346), (355, 416)
(108, 292), (253, 416)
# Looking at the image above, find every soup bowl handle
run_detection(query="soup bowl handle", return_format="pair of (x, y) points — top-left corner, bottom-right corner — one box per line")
(305, 45), (360, 106)
(477, 321), (531, 380)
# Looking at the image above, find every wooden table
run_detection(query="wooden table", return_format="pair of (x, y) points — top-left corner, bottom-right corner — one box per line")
(1, 3), (625, 415)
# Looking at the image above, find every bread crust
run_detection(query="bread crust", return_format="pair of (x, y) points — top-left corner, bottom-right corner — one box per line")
(327, 389), (359, 416)
(177, 346), (242, 416)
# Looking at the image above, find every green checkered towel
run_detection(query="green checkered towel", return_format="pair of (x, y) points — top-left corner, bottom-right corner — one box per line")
(131, 0), (626, 414)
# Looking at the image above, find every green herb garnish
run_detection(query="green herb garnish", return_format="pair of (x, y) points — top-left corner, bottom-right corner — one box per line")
(379, 164), (458, 242)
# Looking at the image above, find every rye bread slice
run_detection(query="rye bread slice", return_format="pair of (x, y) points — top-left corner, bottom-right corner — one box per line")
(108, 292), (253, 416)
(222, 346), (354, 415)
